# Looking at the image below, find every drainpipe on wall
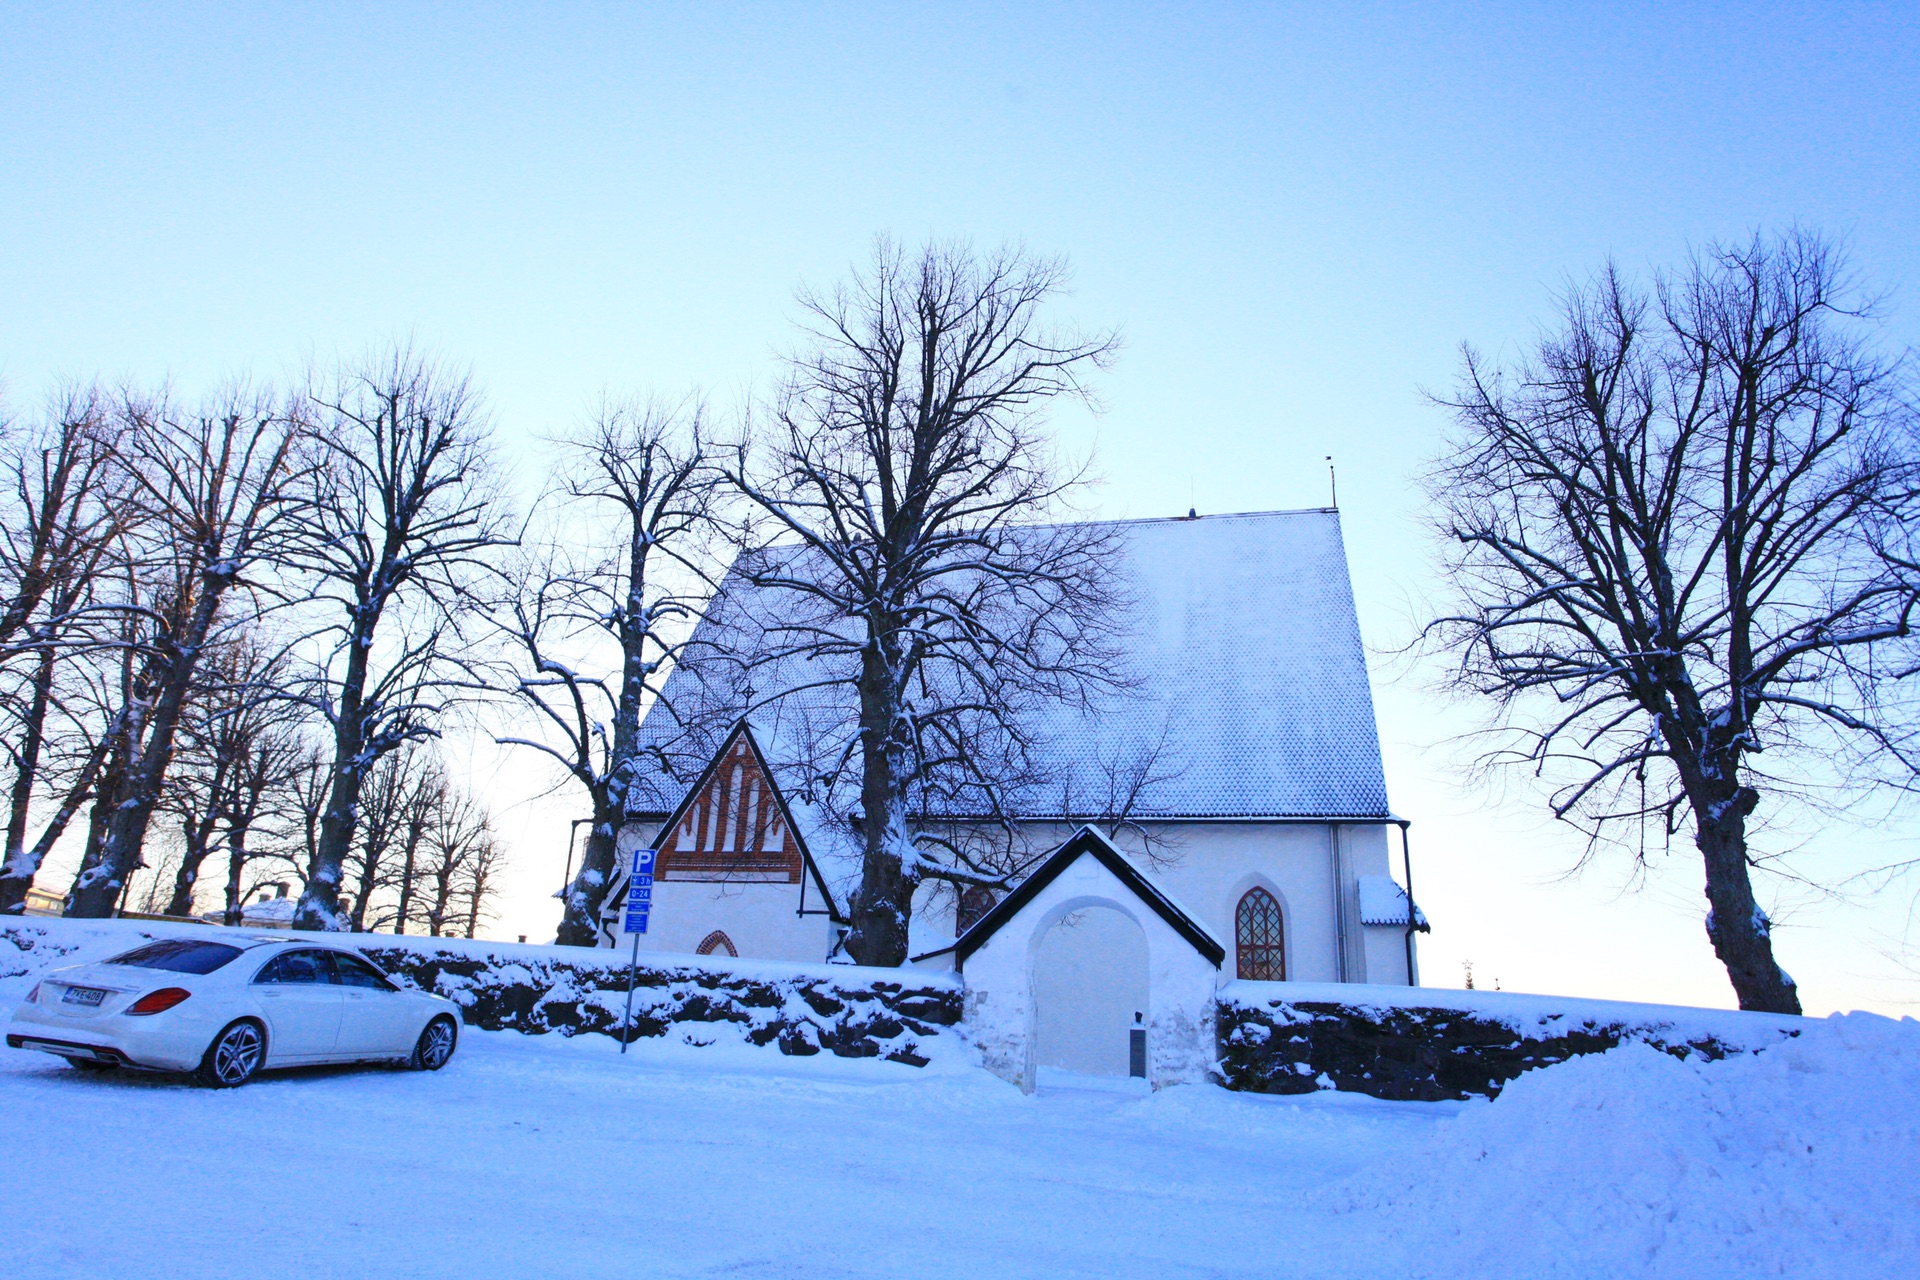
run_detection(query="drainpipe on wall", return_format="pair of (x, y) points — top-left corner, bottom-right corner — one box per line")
(1398, 820), (1418, 987)
(1328, 823), (1350, 982)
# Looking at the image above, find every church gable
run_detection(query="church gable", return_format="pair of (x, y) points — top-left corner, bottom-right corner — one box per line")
(656, 723), (805, 883)
(934, 826), (1226, 970)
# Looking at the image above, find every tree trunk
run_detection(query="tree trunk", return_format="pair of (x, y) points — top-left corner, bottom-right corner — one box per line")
(1, 727), (111, 915)
(67, 634), (204, 917)
(393, 799), (429, 935)
(164, 811), (218, 918)
(554, 519), (654, 948)
(557, 801), (615, 947)
(348, 827), (386, 932)
(69, 556), (238, 920)
(295, 630), (372, 930)
(463, 875), (483, 939)
(0, 645), (55, 911)
(64, 696), (138, 917)
(222, 829), (251, 926)
(1695, 786), (1801, 1014)
(845, 639), (914, 966)
(393, 838), (417, 935)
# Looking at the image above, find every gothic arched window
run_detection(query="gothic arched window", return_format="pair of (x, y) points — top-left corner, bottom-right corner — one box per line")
(1235, 888), (1285, 981)
(955, 886), (998, 935)
(695, 930), (738, 958)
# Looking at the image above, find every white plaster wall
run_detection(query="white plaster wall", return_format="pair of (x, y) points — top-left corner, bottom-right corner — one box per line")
(961, 850), (1220, 1091)
(906, 879), (956, 961)
(611, 814), (1420, 983)
(922, 820), (1410, 988)
(603, 822), (837, 963)
(1362, 924), (1418, 986)
(1030, 905), (1149, 1076)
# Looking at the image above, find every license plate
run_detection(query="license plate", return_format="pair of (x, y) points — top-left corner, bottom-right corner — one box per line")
(61, 986), (107, 1007)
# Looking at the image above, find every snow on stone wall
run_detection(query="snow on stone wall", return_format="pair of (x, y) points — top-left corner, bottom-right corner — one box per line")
(360, 939), (959, 1064)
(1, 918), (961, 1067)
(1218, 980), (1806, 1101)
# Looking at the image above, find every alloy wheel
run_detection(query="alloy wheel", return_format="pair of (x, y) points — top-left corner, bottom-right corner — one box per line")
(417, 1019), (455, 1070)
(212, 1023), (263, 1085)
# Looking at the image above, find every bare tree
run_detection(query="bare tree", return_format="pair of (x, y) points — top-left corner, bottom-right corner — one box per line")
(273, 746), (332, 924)
(406, 780), (495, 938)
(290, 350), (509, 931)
(457, 827), (506, 939)
(160, 637), (310, 918)
(493, 398), (721, 946)
(725, 239), (1122, 966)
(1058, 719), (1186, 866)
(0, 392), (127, 913)
(388, 752), (439, 935)
(65, 387), (309, 918)
(1423, 231), (1920, 1014)
(212, 732), (319, 927)
(340, 743), (441, 931)
(0, 388), (122, 665)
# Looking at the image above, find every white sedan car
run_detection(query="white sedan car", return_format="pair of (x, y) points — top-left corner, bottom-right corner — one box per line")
(5, 934), (461, 1088)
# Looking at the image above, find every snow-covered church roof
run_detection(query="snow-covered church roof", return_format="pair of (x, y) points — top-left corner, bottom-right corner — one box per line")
(627, 508), (1391, 835)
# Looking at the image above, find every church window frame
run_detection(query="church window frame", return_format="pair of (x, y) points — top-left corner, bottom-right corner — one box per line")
(695, 930), (738, 958)
(1235, 887), (1286, 981)
(955, 886), (998, 935)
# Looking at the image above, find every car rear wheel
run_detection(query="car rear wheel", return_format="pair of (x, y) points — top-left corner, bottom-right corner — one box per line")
(64, 1056), (118, 1073)
(408, 1016), (457, 1071)
(195, 1019), (265, 1088)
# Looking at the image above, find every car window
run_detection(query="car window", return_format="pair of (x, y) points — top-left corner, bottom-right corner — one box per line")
(329, 953), (394, 990)
(253, 949), (333, 985)
(106, 939), (244, 975)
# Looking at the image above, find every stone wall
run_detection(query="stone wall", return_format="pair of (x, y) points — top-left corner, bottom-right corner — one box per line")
(1217, 984), (1803, 1101)
(360, 942), (962, 1066)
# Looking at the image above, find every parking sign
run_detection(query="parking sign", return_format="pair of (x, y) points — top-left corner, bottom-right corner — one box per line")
(619, 849), (659, 1053)
(622, 848), (656, 935)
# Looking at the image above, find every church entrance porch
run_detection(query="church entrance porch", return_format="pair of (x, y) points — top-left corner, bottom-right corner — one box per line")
(924, 826), (1226, 1092)
(1031, 903), (1150, 1079)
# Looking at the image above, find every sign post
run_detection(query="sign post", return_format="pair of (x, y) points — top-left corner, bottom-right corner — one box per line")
(619, 848), (655, 1055)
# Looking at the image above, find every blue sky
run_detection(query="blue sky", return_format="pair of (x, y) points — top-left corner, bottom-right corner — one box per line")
(5, 4), (1917, 1010)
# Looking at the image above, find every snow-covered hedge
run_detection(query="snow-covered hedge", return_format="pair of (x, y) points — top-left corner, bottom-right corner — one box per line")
(0, 919), (962, 1067)
(1218, 981), (1805, 1100)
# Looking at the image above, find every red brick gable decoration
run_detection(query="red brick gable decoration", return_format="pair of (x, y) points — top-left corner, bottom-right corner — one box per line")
(656, 724), (804, 883)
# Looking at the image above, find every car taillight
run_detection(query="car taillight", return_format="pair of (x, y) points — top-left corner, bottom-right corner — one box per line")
(126, 987), (191, 1016)
(25, 983), (41, 1004)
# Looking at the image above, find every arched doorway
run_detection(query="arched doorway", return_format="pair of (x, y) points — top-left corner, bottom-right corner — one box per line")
(1235, 888), (1285, 980)
(1031, 903), (1149, 1078)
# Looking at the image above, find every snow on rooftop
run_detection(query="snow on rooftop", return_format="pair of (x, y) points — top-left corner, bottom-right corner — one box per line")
(1358, 876), (1428, 929)
(631, 509), (1391, 844)
(240, 897), (296, 924)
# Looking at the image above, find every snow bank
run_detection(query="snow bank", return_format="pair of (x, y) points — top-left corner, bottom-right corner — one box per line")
(1329, 1011), (1920, 1278)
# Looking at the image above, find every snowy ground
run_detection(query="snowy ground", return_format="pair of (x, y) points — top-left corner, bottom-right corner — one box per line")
(4, 944), (1916, 1279)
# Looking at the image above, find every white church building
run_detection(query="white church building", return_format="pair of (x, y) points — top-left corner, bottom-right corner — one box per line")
(598, 508), (1426, 1087)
